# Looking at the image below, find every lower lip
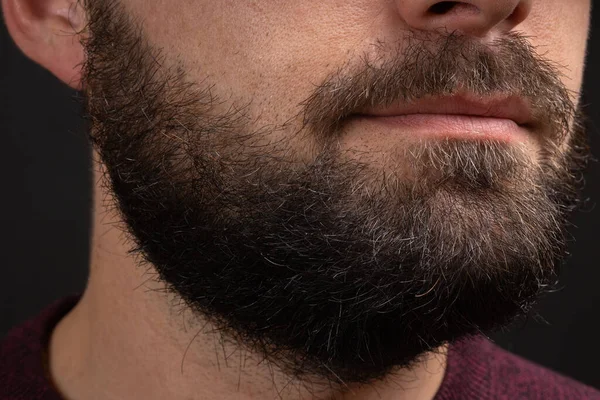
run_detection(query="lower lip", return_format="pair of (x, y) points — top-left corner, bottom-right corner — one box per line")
(352, 114), (531, 143)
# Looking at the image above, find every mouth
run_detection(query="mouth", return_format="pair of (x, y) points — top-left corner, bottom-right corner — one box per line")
(349, 93), (535, 143)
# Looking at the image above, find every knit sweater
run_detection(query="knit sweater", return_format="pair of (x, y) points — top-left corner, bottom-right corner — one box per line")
(2, 297), (599, 399)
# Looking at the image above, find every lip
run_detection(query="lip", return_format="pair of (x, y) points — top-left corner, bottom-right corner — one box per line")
(354, 93), (533, 127)
(352, 113), (530, 143)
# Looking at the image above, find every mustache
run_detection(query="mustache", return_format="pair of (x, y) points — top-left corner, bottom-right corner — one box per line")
(302, 31), (576, 146)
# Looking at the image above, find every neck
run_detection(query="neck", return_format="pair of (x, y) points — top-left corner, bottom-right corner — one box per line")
(48, 154), (448, 400)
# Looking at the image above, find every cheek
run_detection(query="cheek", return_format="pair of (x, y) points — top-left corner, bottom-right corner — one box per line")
(118, 0), (386, 162)
(520, 0), (591, 99)
(124, 1), (387, 101)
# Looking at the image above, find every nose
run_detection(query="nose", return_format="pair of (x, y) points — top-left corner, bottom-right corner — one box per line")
(395, 0), (532, 38)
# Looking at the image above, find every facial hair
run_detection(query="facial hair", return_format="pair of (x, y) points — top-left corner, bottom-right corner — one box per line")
(81, 0), (589, 388)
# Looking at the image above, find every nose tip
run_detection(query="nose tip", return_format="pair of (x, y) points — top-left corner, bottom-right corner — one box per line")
(396, 0), (533, 38)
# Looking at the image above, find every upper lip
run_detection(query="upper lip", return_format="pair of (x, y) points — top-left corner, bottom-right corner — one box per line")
(355, 93), (533, 126)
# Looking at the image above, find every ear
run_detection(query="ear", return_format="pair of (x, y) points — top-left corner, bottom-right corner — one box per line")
(2, 0), (86, 89)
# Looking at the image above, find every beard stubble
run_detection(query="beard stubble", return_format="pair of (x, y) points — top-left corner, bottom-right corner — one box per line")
(81, 0), (589, 388)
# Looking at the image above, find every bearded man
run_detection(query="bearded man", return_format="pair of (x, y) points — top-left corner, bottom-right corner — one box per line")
(1, 0), (599, 398)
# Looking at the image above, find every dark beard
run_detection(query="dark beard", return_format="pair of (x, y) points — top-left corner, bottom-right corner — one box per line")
(81, 0), (589, 388)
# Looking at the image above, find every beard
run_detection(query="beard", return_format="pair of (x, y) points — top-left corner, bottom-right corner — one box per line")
(81, 0), (589, 387)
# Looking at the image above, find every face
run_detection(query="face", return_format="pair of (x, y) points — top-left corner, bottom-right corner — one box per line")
(81, 0), (591, 387)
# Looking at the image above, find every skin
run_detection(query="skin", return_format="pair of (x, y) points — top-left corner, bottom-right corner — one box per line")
(1, 0), (592, 399)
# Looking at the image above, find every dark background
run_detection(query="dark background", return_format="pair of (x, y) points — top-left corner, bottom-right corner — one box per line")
(2, 5), (600, 390)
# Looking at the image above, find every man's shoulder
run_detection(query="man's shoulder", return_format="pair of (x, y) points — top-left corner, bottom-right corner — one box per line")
(438, 334), (600, 400)
(0, 297), (79, 400)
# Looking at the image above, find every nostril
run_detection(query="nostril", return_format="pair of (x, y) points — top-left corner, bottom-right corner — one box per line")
(428, 1), (479, 16)
(428, 1), (459, 14)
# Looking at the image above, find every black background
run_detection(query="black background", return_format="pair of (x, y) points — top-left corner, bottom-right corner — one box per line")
(2, 5), (600, 390)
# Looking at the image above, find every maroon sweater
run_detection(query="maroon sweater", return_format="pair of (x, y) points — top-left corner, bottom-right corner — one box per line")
(2, 297), (600, 400)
